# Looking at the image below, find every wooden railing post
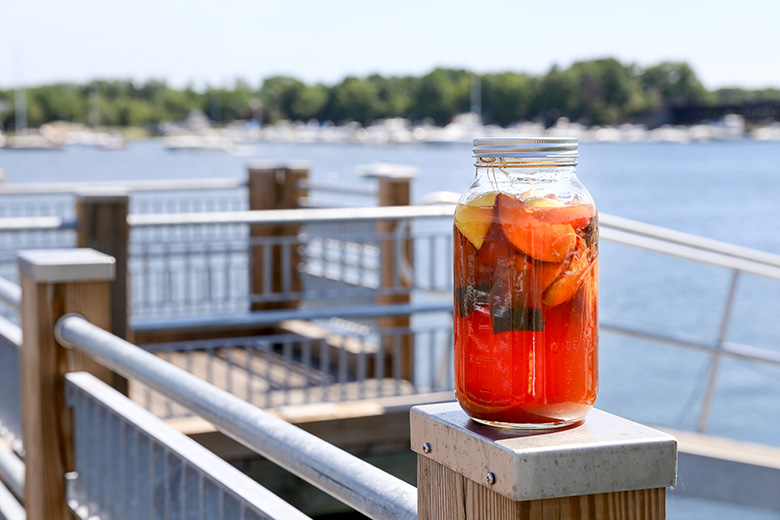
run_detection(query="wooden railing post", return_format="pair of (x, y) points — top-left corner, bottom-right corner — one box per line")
(412, 403), (677, 520)
(19, 249), (115, 520)
(361, 164), (417, 381)
(248, 163), (309, 312)
(76, 189), (130, 393)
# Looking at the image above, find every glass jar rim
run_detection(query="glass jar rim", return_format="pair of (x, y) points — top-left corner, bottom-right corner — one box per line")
(473, 137), (579, 158)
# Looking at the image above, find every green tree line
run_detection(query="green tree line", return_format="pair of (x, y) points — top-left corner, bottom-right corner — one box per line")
(1, 58), (779, 131)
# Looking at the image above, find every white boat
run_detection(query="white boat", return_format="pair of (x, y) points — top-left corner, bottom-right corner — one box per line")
(161, 109), (239, 153)
(3, 132), (63, 150)
(162, 133), (238, 153)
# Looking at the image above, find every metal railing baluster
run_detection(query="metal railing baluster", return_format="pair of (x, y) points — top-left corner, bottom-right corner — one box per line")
(302, 339), (312, 404)
(283, 339), (292, 405)
(246, 345), (255, 404)
(697, 269), (742, 433)
(393, 332), (402, 395)
(339, 335), (348, 401)
(320, 338), (330, 401)
(264, 342), (273, 408)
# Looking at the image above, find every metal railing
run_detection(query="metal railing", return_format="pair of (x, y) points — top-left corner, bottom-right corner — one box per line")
(128, 205), (454, 320)
(133, 303), (453, 418)
(0, 276), (23, 454)
(0, 443), (23, 504)
(299, 179), (377, 198)
(0, 316), (23, 455)
(0, 178), (248, 196)
(0, 194), (74, 220)
(0, 179), (248, 221)
(56, 314), (418, 520)
(598, 214), (780, 432)
(0, 175), (384, 315)
(65, 371), (310, 520)
(0, 428), (24, 520)
(0, 479), (24, 520)
(0, 217), (77, 283)
(0, 276), (21, 311)
(129, 222), (250, 319)
(0, 175), (378, 219)
(0, 276), (24, 520)
(298, 179), (378, 208)
(126, 203), (780, 435)
(3, 189), (780, 437)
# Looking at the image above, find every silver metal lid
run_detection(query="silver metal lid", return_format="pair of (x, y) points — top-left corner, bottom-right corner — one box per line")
(473, 137), (579, 158)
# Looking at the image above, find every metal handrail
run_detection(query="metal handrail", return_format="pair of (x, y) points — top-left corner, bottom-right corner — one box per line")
(124, 203), (780, 267)
(600, 227), (780, 281)
(55, 314), (418, 520)
(0, 443), (24, 502)
(0, 178), (246, 196)
(600, 213), (780, 268)
(0, 317), (22, 349)
(128, 204), (455, 227)
(0, 481), (24, 520)
(126, 204), (780, 282)
(299, 180), (377, 197)
(0, 216), (78, 231)
(0, 278), (21, 311)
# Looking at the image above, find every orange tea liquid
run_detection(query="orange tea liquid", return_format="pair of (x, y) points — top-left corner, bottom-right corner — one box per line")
(454, 193), (598, 428)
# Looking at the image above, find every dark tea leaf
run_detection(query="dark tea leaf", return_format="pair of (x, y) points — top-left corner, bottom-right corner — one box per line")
(454, 283), (490, 317)
(491, 305), (545, 333)
(582, 216), (599, 248)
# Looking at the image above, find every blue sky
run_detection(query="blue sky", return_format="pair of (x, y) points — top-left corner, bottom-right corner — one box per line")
(1, 0), (778, 90)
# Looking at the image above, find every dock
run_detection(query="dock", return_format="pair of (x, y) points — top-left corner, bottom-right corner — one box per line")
(1, 164), (780, 518)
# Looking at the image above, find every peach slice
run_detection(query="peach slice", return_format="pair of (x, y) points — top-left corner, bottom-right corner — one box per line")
(543, 239), (596, 308)
(524, 197), (564, 208)
(536, 259), (566, 291)
(507, 254), (565, 308)
(497, 194), (576, 262)
(533, 202), (595, 232)
(454, 192), (498, 250)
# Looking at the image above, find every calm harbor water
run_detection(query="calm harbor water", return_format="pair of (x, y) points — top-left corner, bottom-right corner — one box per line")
(2, 140), (780, 519)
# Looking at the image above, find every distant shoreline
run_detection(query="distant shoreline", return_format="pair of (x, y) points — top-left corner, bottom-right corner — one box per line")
(2, 112), (779, 151)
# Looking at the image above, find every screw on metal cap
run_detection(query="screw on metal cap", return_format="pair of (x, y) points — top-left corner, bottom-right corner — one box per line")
(473, 137), (579, 158)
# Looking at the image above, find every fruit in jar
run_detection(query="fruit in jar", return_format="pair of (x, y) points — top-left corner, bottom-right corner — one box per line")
(497, 194), (577, 262)
(542, 237), (595, 308)
(454, 192), (498, 249)
(454, 192), (598, 427)
(523, 197), (564, 208)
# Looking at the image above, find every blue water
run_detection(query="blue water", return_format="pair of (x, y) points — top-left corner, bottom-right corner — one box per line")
(2, 140), (780, 519)
(6, 140), (778, 252)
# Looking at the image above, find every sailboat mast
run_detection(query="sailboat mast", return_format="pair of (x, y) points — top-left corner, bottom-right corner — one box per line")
(14, 48), (26, 134)
(89, 82), (100, 129)
(14, 87), (26, 134)
(470, 74), (482, 122)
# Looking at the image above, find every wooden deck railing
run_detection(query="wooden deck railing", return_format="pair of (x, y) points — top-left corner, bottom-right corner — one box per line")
(0, 247), (677, 520)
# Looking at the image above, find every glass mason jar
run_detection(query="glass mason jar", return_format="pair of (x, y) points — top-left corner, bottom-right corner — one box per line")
(453, 137), (598, 429)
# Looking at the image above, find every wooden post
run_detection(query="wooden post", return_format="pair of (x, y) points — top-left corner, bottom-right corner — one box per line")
(75, 189), (129, 340)
(248, 163), (309, 312)
(361, 164), (417, 381)
(411, 403), (677, 520)
(76, 189), (130, 393)
(19, 249), (115, 520)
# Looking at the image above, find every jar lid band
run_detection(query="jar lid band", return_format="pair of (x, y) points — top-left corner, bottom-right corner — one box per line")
(473, 137), (579, 158)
